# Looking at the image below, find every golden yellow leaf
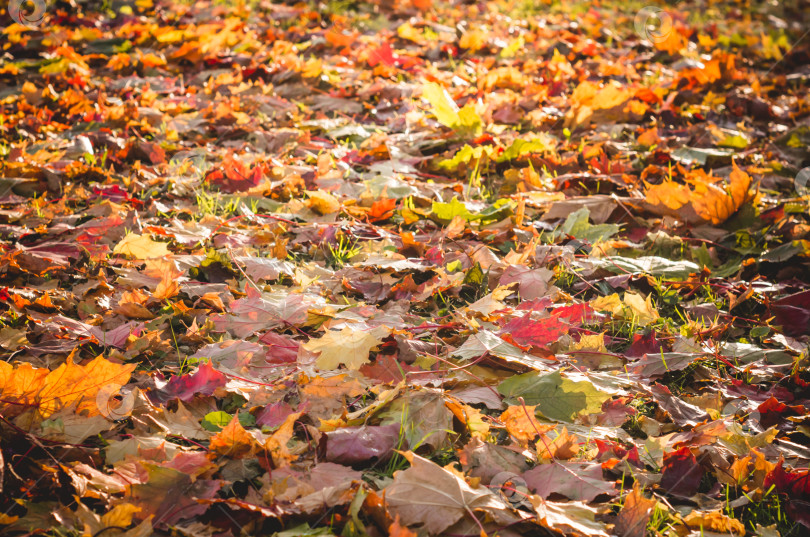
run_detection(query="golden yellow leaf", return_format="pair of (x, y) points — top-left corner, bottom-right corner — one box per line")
(265, 411), (303, 467)
(622, 292), (660, 327)
(536, 427), (579, 460)
(459, 30), (486, 51)
(591, 293), (623, 316)
(306, 190), (341, 215)
(566, 81), (633, 128)
(303, 326), (387, 370)
(209, 415), (260, 458)
(0, 355), (135, 420)
(500, 405), (554, 445)
(642, 163), (752, 225)
(144, 258), (183, 299)
(113, 233), (171, 259)
(422, 82), (460, 129)
(571, 333), (609, 353)
(683, 511), (745, 535)
(446, 399), (490, 439)
(101, 504), (141, 528)
(655, 29), (687, 55)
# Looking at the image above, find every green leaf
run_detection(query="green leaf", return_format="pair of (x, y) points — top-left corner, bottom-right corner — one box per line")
(202, 411), (233, 431)
(477, 198), (515, 224)
(750, 326), (771, 338)
(463, 262), (484, 286)
(238, 411), (257, 428)
(496, 138), (553, 162)
(760, 241), (809, 263)
(559, 208), (619, 243)
(274, 524), (335, 537)
(498, 371), (610, 422)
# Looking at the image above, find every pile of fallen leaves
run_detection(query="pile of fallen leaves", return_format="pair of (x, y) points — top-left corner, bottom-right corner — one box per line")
(1, 0), (810, 535)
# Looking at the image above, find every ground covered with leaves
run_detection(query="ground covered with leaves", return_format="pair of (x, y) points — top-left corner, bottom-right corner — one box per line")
(1, 0), (810, 535)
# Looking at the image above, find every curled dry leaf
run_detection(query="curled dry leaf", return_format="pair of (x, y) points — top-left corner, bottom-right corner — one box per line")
(641, 163), (753, 225)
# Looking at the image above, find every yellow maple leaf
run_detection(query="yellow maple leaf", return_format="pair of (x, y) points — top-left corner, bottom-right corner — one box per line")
(591, 293), (623, 316)
(622, 292), (660, 326)
(422, 82), (460, 129)
(446, 399), (490, 439)
(113, 233), (171, 259)
(303, 326), (388, 370)
(566, 80), (633, 128)
(101, 504), (142, 529)
(683, 511), (745, 535)
(306, 190), (341, 215)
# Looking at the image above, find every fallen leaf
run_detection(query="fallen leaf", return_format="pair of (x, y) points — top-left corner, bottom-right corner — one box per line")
(642, 163), (753, 225)
(384, 452), (510, 534)
(303, 326), (388, 370)
(522, 462), (616, 501)
(500, 404), (554, 445)
(113, 233), (171, 259)
(498, 371), (611, 422)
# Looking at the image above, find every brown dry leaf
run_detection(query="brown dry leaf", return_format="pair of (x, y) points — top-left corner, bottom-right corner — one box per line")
(615, 485), (658, 537)
(149, 401), (211, 441)
(642, 163), (753, 225)
(532, 497), (610, 536)
(384, 452), (510, 535)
